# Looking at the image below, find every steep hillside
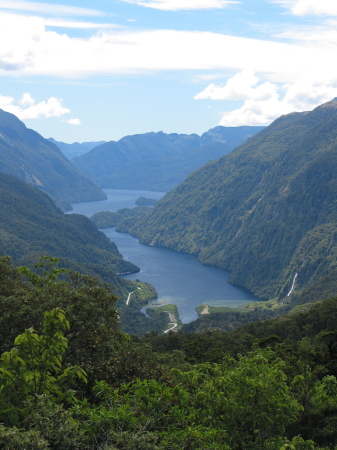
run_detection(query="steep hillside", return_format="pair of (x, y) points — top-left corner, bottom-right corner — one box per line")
(0, 109), (106, 210)
(123, 100), (337, 302)
(71, 126), (264, 191)
(0, 173), (137, 287)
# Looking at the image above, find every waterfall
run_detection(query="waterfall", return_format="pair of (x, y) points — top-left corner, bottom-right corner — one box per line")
(287, 273), (298, 297)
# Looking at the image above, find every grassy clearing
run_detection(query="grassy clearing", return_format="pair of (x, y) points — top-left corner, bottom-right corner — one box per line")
(146, 303), (182, 332)
(196, 304), (245, 317)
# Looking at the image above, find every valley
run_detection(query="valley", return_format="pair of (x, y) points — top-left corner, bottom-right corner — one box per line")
(121, 100), (337, 310)
(2, 101), (337, 448)
(3, 1), (337, 447)
(69, 189), (259, 324)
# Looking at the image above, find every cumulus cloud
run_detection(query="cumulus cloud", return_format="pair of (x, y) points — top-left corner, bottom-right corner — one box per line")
(19, 92), (35, 106)
(0, 93), (70, 120)
(195, 71), (337, 126)
(67, 118), (81, 125)
(120, 0), (238, 11)
(276, 0), (337, 16)
(195, 69), (277, 101)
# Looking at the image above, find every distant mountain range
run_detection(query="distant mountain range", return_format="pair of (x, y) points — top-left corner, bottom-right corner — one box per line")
(71, 126), (264, 191)
(0, 109), (106, 210)
(48, 138), (106, 159)
(119, 100), (337, 305)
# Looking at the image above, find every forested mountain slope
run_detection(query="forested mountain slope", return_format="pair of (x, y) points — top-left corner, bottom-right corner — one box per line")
(0, 109), (106, 210)
(123, 100), (337, 302)
(0, 173), (137, 292)
(71, 126), (264, 191)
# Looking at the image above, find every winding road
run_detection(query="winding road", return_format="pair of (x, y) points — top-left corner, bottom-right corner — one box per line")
(126, 287), (141, 305)
(164, 311), (178, 334)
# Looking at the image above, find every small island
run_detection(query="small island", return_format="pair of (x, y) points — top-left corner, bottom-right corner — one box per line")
(135, 196), (158, 206)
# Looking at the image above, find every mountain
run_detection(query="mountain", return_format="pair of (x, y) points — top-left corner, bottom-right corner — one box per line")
(71, 126), (264, 191)
(0, 172), (137, 278)
(0, 109), (106, 210)
(0, 173), (179, 335)
(120, 100), (337, 303)
(48, 138), (106, 159)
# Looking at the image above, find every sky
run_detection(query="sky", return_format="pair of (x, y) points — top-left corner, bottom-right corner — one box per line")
(1, 0), (337, 143)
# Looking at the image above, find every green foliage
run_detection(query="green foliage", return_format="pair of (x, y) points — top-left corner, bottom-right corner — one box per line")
(0, 308), (86, 426)
(172, 349), (301, 450)
(4, 258), (337, 449)
(22, 398), (85, 450)
(0, 257), (169, 389)
(73, 378), (230, 449)
(18, 256), (68, 285)
(269, 435), (315, 450)
(0, 424), (49, 450)
(183, 306), (279, 333)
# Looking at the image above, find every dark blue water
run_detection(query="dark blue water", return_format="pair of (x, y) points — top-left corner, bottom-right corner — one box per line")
(69, 189), (259, 323)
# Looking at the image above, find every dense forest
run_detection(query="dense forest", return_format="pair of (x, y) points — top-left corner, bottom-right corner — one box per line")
(2, 257), (337, 449)
(121, 100), (337, 305)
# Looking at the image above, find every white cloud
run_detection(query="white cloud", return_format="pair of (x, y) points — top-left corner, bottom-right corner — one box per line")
(197, 71), (337, 126)
(43, 19), (117, 29)
(120, 0), (238, 11)
(273, 19), (337, 48)
(67, 118), (81, 125)
(0, 93), (70, 120)
(1, 11), (336, 82)
(0, 95), (15, 109)
(194, 69), (277, 101)
(0, 0), (103, 17)
(275, 0), (337, 16)
(19, 92), (35, 106)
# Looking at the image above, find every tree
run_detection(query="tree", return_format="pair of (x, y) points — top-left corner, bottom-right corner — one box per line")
(173, 348), (302, 450)
(0, 308), (86, 426)
(0, 257), (124, 391)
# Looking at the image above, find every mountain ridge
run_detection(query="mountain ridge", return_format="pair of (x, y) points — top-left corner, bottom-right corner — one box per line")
(71, 126), (264, 191)
(0, 109), (106, 210)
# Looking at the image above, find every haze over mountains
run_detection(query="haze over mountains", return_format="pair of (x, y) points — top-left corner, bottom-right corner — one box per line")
(48, 138), (106, 159)
(118, 99), (337, 306)
(70, 126), (264, 191)
(0, 109), (106, 211)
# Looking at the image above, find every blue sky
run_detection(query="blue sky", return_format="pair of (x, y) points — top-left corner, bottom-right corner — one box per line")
(1, 0), (337, 143)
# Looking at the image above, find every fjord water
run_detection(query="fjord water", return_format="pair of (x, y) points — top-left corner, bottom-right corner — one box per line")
(69, 189), (259, 323)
